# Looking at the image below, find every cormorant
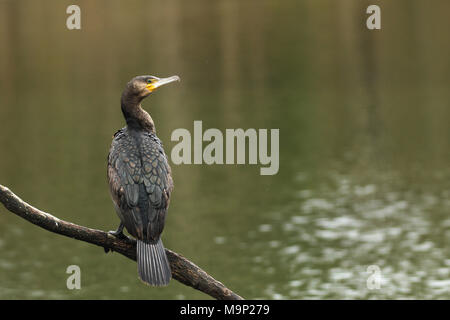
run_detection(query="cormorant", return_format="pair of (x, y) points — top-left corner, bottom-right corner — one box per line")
(107, 75), (179, 286)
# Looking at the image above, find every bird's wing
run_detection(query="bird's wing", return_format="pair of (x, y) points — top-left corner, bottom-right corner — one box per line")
(140, 132), (173, 241)
(108, 129), (145, 238)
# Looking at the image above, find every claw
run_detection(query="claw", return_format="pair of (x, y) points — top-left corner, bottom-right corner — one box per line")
(104, 223), (128, 253)
(108, 229), (130, 240)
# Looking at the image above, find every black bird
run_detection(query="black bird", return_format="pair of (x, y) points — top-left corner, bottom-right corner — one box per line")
(107, 75), (179, 286)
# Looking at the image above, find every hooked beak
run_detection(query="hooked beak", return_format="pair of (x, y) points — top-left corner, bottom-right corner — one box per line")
(146, 75), (180, 92)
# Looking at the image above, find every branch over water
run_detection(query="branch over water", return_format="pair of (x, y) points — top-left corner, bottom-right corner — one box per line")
(0, 184), (243, 300)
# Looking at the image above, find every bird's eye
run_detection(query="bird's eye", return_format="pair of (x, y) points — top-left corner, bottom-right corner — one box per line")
(147, 79), (153, 84)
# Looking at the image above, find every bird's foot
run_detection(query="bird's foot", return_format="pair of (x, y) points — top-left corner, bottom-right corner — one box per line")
(104, 223), (129, 253)
(108, 229), (130, 241)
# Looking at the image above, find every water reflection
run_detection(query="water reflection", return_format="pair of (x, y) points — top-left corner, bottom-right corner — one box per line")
(247, 167), (450, 299)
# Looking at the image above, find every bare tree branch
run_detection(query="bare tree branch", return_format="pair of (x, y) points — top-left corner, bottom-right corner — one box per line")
(0, 184), (243, 300)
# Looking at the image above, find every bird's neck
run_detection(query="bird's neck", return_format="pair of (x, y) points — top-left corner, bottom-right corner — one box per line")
(121, 95), (155, 133)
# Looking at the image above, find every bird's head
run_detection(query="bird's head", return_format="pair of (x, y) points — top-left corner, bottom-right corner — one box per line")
(121, 75), (180, 132)
(124, 75), (180, 100)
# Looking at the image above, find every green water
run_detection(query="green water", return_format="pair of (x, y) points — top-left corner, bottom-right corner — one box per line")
(0, 0), (449, 299)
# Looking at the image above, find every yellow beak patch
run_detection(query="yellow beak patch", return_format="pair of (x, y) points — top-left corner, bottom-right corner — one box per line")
(146, 83), (156, 92)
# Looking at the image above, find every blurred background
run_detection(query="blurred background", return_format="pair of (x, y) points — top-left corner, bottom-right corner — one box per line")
(0, 0), (449, 299)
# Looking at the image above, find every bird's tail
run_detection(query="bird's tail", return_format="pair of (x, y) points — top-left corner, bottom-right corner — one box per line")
(137, 239), (171, 286)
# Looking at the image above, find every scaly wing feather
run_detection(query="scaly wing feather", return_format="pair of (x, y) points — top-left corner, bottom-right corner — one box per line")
(108, 128), (173, 242)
